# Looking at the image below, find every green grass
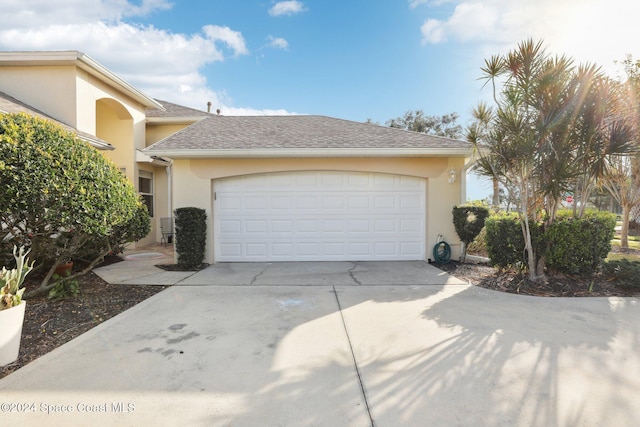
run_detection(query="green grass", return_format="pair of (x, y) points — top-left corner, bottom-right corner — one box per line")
(611, 239), (640, 250)
(607, 252), (640, 262)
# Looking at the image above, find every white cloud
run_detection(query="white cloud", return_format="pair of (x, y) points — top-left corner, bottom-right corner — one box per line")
(0, 0), (292, 115)
(268, 1), (307, 17)
(418, 0), (640, 74)
(203, 25), (249, 56)
(266, 36), (289, 50)
(0, 0), (172, 27)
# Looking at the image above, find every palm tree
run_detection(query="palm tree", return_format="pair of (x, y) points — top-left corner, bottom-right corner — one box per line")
(468, 39), (636, 281)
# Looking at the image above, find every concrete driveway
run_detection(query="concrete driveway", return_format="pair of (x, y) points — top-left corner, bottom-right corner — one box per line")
(0, 258), (639, 426)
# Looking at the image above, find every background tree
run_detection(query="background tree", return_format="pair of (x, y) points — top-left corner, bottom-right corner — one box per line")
(387, 110), (463, 139)
(600, 154), (640, 249)
(601, 54), (640, 250)
(0, 113), (150, 296)
(467, 39), (636, 281)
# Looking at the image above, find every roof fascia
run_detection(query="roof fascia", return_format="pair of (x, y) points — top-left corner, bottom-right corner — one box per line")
(142, 147), (473, 159)
(0, 51), (164, 111)
(146, 116), (208, 125)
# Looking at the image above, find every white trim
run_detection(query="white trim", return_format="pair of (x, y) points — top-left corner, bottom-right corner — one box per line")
(136, 150), (172, 166)
(0, 51), (164, 111)
(143, 147), (474, 159)
(146, 116), (209, 124)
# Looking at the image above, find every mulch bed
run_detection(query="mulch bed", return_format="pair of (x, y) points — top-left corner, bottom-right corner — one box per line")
(0, 257), (167, 379)
(436, 256), (640, 298)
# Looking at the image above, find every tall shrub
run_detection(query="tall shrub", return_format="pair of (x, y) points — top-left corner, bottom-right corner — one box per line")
(0, 112), (148, 295)
(486, 210), (615, 276)
(174, 207), (207, 269)
(485, 213), (544, 270)
(545, 210), (616, 275)
(452, 204), (489, 261)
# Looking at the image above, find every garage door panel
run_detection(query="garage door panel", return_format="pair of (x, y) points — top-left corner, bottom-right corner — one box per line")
(214, 171), (425, 261)
(297, 220), (320, 233)
(220, 219), (242, 234)
(219, 243), (242, 257)
(401, 242), (423, 256)
(400, 218), (422, 232)
(271, 220), (293, 233)
(245, 220), (267, 233)
(272, 243), (294, 256)
(374, 219), (397, 232)
(323, 220), (344, 233)
(296, 196), (319, 209)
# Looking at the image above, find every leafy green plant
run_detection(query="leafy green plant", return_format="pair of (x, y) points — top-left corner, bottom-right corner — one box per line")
(545, 210), (616, 275)
(174, 207), (207, 270)
(452, 204), (489, 261)
(0, 246), (34, 310)
(0, 113), (149, 297)
(485, 213), (541, 270)
(47, 272), (80, 300)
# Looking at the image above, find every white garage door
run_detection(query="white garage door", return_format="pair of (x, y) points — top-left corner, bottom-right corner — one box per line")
(214, 171), (425, 262)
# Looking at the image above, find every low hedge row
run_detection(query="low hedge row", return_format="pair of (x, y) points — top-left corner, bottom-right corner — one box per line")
(485, 210), (616, 275)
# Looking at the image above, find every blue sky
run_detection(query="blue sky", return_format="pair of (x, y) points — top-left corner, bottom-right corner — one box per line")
(1, 0), (639, 199)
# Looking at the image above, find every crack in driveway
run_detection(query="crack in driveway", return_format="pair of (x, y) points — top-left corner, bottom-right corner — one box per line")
(348, 262), (363, 286)
(249, 263), (270, 285)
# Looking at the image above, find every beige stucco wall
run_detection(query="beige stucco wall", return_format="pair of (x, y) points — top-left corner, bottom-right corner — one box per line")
(171, 157), (467, 264)
(134, 164), (170, 246)
(0, 65), (78, 126)
(146, 123), (193, 146)
(74, 70), (160, 245)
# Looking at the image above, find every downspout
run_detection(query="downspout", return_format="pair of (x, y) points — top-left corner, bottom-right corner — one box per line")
(165, 160), (176, 263)
(165, 161), (173, 222)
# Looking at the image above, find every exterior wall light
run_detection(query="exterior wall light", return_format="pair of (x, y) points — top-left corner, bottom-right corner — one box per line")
(448, 169), (456, 184)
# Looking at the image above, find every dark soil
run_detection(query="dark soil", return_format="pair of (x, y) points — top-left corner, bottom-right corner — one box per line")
(0, 256), (167, 379)
(436, 252), (640, 298)
(156, 263), (209, 271)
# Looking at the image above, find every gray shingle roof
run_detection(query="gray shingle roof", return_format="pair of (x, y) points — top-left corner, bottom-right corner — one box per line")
(144, 115), (471, 154)
(146, 100), (213, 118)
(0, 90), (113, 150)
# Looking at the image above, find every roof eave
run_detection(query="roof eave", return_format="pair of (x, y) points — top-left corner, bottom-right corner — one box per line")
(142, 147), (473, 159)
(146, 116), (208, 125)
(0, 51), (164, 111)
(76, 53), (164, 110)
(82, 137), (115, 151)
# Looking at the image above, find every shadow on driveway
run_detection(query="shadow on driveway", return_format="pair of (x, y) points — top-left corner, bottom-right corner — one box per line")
(1, 270), (638, 426)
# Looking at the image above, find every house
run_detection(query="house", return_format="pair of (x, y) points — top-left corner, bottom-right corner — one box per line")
(0, 51), (206, 247)
(0, 50), (474, 264)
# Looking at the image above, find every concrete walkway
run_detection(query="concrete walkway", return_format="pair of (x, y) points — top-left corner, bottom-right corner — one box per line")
(0, 251), (639, 426)
(93, 252), (467, 286)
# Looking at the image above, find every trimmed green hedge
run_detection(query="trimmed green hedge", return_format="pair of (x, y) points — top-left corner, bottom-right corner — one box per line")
(545, 210), (616, 275)
(452, 204), (490, 249)
(485, 210), (616, 276)
(174, 207), (207, 269)
(485, 213), (544, 270)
